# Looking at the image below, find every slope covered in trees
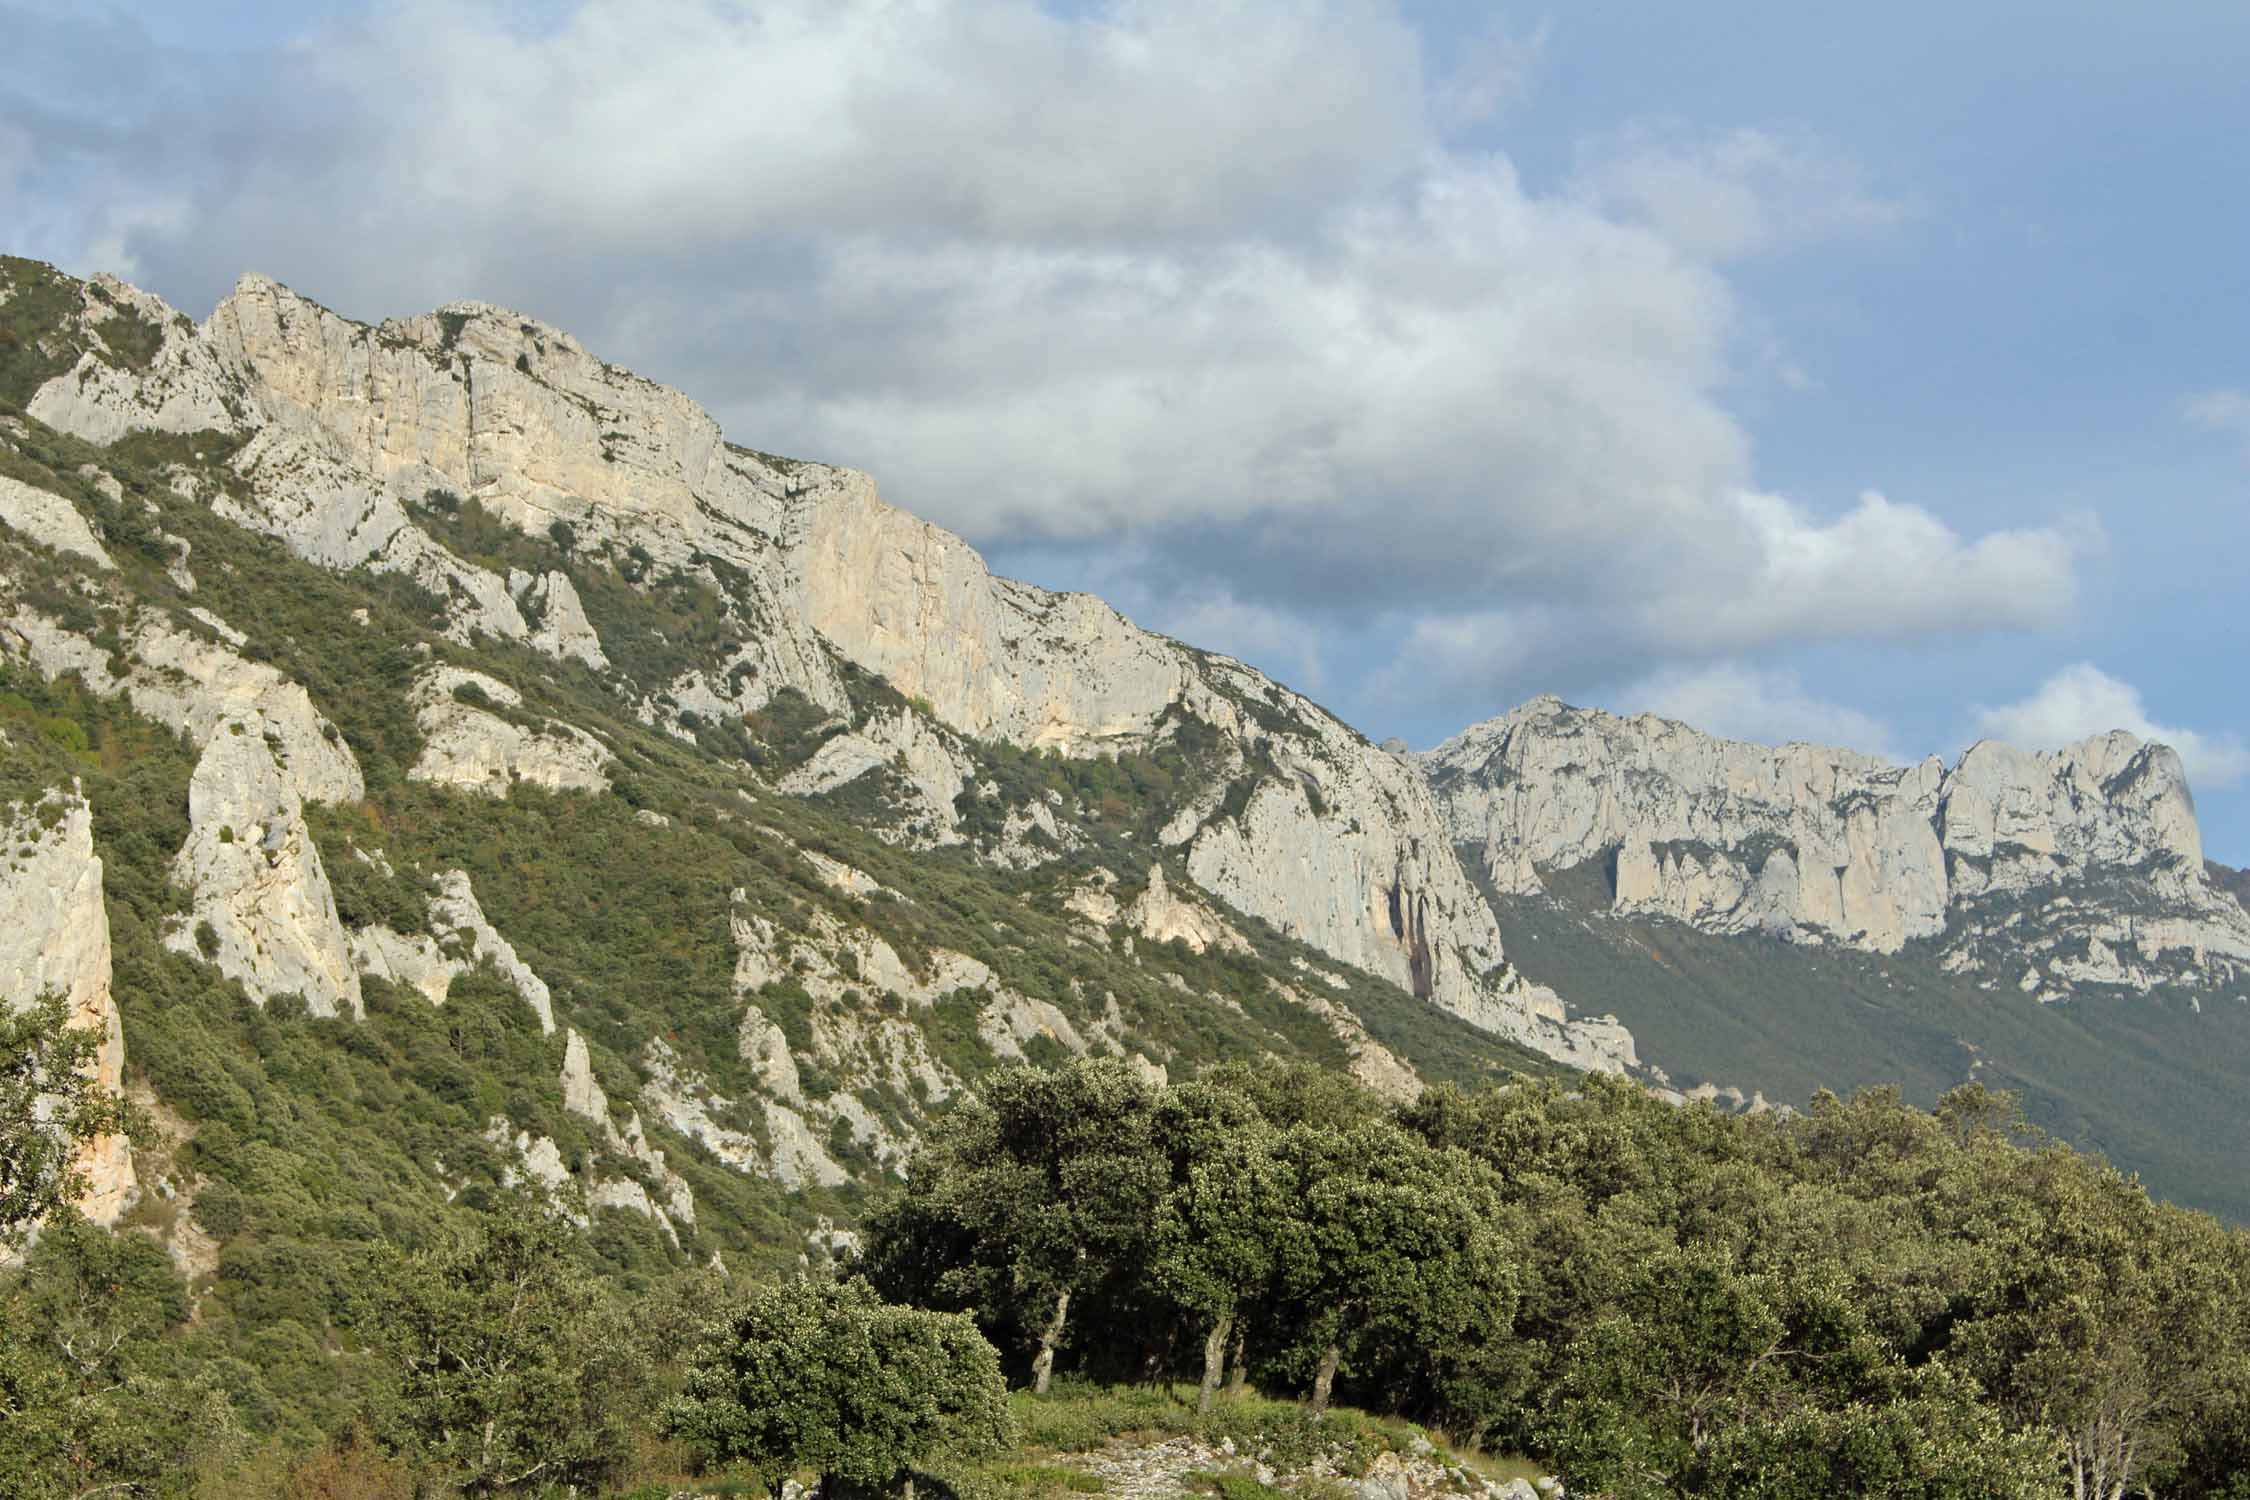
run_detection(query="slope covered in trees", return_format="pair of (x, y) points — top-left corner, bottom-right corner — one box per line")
(11, 1054), (2250, 1499)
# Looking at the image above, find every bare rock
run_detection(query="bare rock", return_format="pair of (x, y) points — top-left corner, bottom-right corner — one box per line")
(0, 790), (133, 1224)
(165, 716), (362, 1018)
(407, 666), (611, 797)
(0, 472), (114, 569)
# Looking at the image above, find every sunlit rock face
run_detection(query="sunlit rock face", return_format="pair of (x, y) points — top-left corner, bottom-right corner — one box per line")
(0, 791), (133, 1225)
(25, 267), (1647, 1066)
(1422, 697), (2250, 996)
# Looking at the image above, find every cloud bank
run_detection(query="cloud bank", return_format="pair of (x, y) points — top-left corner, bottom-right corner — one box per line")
(1, 0), (2092, 733)
(1977, 664), (2250, 790)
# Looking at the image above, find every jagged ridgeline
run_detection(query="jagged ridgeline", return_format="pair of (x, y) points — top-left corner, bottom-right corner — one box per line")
(9, 240), (2250, 1334)
(0, 254), (1602, 1421)
(1421, 696), (2250, 1217)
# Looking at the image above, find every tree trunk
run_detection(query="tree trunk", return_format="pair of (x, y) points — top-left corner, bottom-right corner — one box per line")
(1031, 1288), (1072, 1395)
(1197, 1312), (1235, 1415)
(1226, 1321), (1247, 1398)
(901, 1477), (917, 1500)
(1311, 1342), (1342, 1416)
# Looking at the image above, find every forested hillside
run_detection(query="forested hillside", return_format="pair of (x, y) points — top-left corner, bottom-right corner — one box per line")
(11, 1053), (2250, 1499)
(7, 251), (2250, 1500)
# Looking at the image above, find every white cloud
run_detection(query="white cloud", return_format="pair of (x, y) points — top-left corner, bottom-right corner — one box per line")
(1641, 490), (2096, 650)
(1431, 17), (1550, 129)
(1572, 125), (1907, 261)
(2186, 389), (2250, 459)
(1615, 663), (1897, 757)
(6, 0), (2091, 724)
(1148, 589), (1329, 696)
(1976, 663), (2250, 789)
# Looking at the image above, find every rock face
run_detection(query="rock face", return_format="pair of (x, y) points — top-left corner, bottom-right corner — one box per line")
(783, 474), (1535, 1039)
(0, 792), (133, 1224)
(165, 714), (363, 1018)
(348, 869), (557, 1033)
(0, 472), (115, 569)
(1, 608), (364, 808)
(776, 707), (974, 847)
(509, 569), (607, 669)
(407, 667), (612, 797)
(1421, 696), (2250, 995)
(10, 270), (1615, 1057)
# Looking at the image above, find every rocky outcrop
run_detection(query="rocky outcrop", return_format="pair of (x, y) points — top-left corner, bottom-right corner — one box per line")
(22, 274), (241, 444)
(407, 666), (612, 796)
(559, 1029), (696, 1228)
(2, 608), (364, 807)
(0, 791), (133, 1224)
(348, 869), (557, 1032)
(1268, 979), (1421, 1100)
(1936, 735), (2250, 994)
(125, 615), (366, 803)
(777, 707), (974, 846)
(1422, 696), (2250, 996)
(163, 714), (363, 1018)
(1126, 866), (1253, 956)
(784, 474), (1526, 1035)
(11, 263), (1615, 1064)
(510, 569), (607, 669)
(642, 1039), (849, 1190)
(1423, 696), (1948, 953)
(0, 472), (114, 568)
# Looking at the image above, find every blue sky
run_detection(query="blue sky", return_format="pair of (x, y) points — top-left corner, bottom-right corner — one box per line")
(6, 1), (2247, 856)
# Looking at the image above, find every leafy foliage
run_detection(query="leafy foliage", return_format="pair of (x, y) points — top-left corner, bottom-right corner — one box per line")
(0, 992), (129, 1255)
(666, 1277), (1012, 1496)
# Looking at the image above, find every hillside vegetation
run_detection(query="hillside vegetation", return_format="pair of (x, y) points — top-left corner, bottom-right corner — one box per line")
(10, 1056), (2250, 1499)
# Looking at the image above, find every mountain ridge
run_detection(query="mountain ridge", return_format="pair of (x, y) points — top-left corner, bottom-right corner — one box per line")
(4, 250), (2248, 1241)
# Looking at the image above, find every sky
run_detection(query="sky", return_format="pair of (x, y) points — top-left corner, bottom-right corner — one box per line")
(5, 1), (2248, 856)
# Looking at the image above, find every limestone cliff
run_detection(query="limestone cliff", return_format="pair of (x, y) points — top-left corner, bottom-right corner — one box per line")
(163, 712), (363, 1018)
(18, 266), (1629, 1065)
(0, 791), (133, 1224)
(1421, 696), (2250, 997)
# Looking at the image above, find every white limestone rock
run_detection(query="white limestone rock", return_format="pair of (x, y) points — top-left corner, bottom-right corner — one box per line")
(125, 616), (365, 804)
(509, 568), (607, 669)
(1426, 697), (2250, 996)
(23, 274), (243, 445)
(1422, 696), (1949, 954)
(737, 1010), (805, 1106)
(0, 791), (133, 1224)
(799, 850), (890, 900)
(0, 473), (114, 569)
(1935, 734), (2250, 989)
(777, 707), (974, 846)
(348, 868), (554, 1031)
(977, 992), (1094, 1061)
(559, 1030), (696, 1227)
(0, 606), (365, 809)
(23, 266), (1532, 1056)
(783, 470), (1520, 1029)
(1268, 979), (1421, 1101)
(1127, 866), (1251, 955)
(428, 870), (557, 1033)
(641, 1040), (848, 1190)
(407, 666), (612, 797)
(164, 715), (362, 1018)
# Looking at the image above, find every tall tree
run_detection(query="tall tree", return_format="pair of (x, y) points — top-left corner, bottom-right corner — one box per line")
(0, 1218), (242, 1499)
(1146, 1083), (1290, 1413)
(666, 1277), (1012, 1499)
(1, 992), (128, 1255)
(1268, 1119), (1519, 1416)
(862, 1059), (1168, 1392)
(359, 1198), (640, 1497)
(1941, 1144), (2244, 1500)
